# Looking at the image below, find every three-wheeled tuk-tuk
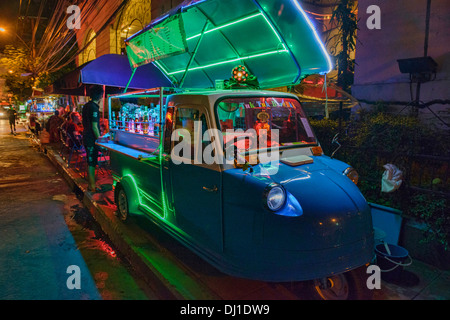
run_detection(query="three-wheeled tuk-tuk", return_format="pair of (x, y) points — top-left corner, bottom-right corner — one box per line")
(96, 0), (375, 299)
(98, 87), (374, 299)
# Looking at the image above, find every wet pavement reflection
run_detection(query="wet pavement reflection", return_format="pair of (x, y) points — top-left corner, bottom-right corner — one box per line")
(0, 120), (156, 300)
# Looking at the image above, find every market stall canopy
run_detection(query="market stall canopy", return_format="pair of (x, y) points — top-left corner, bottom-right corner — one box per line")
(125, 0), (332, 89)
(50, 54), (171, 95)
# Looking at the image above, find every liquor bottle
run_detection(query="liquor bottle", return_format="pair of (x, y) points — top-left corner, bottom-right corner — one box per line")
(154, 108), (160, 135)
(125, 114), (129, 131)
(117, 112), (122, 130)
(138, 112), (141, 128)
(143, 114), (149, 135)
(128, 113), (133, 132)
(135, 114), (139, 133)
(148, 113), (154, 136)
(111, 111), (116, 129)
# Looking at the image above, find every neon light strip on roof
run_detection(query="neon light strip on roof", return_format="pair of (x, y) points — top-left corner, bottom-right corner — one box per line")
(157, 10), (291, 78)
(291, 0), (333, 74)
(163, 48), (289, 75)
(186, 13), (263, 41)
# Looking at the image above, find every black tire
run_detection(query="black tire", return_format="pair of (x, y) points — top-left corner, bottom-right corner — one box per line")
(310, 266), (374, 300)
(115, 185), (129, 222)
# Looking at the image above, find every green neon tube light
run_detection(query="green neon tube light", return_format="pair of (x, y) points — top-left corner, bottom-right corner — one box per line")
(154, 9), (292, 81)
(154, 60), (170, 77)
(124, 174), (166, 219)
(185, 13), (263, 41)
(166, 48), (289, 75)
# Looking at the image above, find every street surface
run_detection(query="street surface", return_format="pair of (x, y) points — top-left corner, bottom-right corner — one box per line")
(0, 119), (155, 299)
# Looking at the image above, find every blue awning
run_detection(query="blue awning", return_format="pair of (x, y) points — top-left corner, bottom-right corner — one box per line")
(50, 54), (171, 95)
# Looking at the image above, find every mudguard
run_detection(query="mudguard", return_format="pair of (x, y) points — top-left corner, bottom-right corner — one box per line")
(115, 175), (140, 215)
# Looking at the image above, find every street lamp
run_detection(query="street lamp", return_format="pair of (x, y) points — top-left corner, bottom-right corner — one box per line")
(0, 27), (30, 50)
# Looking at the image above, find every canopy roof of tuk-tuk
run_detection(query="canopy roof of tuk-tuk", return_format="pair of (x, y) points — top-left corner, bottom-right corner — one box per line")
(125, 0), (332, 90)
(49, 54), (172, 96)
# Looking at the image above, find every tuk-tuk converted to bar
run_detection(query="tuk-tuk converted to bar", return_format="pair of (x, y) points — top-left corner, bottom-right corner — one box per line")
(97, 0), (375, 299)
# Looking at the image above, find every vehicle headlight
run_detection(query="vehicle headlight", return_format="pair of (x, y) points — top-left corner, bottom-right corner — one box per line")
(344, 167), (359, 185)
(263, 184), (286, 211)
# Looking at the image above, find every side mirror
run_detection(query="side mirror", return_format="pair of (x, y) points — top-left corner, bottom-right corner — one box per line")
(330, 133), (341, 159)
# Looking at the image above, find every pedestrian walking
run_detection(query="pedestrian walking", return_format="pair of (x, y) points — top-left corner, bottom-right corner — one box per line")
(8, 106), (17, 135)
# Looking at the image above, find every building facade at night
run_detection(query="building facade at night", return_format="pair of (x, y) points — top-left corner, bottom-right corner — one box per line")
(352, 0), (450, 126)
(75, 0), (185, 66)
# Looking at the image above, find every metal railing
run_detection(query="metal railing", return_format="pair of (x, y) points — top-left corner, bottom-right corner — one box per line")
(336, 146), (450, 198)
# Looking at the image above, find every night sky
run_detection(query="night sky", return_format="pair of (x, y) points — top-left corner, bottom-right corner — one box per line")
(0, 1), (20, 49)
(0, 0), (58, 50)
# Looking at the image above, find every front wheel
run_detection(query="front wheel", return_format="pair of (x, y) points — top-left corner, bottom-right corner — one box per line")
(115, 186), (129, 222)
(312, 266), (373, 300)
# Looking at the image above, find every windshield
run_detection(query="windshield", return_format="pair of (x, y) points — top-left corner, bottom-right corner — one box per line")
(216, 96), (317, 151)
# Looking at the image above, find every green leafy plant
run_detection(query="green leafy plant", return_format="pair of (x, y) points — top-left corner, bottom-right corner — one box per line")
(310, 108), (450, 249)
(410, 193), (449, 250)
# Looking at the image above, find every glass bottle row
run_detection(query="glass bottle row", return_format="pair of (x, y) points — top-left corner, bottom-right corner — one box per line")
(110, 106), (161, 136)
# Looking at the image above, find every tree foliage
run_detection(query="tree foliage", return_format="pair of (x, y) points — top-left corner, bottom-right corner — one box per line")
(328, 0), (359, 94)
(0, 0), (79, 103)
(0, 45), (36, 102)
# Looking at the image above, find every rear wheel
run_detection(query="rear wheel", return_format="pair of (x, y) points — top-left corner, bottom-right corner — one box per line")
(116, 186), (129, 222)
(313, 273), (349, 300)
(312, 266), (373, 300)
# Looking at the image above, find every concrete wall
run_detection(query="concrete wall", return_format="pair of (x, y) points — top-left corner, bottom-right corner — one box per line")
(352, 0), (450, 127)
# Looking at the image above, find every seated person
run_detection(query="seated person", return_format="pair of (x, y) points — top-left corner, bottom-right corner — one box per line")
(66, 112), (82, 147)
(29, 113), (42, 136)
(29, 113), (37, 133)
(46, 110), (64, 143)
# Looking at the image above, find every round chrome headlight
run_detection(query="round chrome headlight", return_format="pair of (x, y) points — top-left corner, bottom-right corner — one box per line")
(264, 184), (286, 211)
(344, 167), (359, 185)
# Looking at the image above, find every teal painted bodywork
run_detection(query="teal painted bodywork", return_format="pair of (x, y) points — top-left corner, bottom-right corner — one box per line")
(110, 149), (373, 282)
(106, 91), (374, 282)
(220, 157), (373, 281)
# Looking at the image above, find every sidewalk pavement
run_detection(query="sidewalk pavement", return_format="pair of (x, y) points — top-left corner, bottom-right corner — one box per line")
(40, 139), (450, 300)
(0, 123), (101, 300)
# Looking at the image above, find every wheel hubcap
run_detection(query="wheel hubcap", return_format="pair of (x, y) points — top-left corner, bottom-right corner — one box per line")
(314, 274), (349, 300)
(118, 190), (128, 221)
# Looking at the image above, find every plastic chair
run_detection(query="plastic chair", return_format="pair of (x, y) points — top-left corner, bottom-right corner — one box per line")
(66, 132), (85, 170)
(96, 147), (111, 175)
